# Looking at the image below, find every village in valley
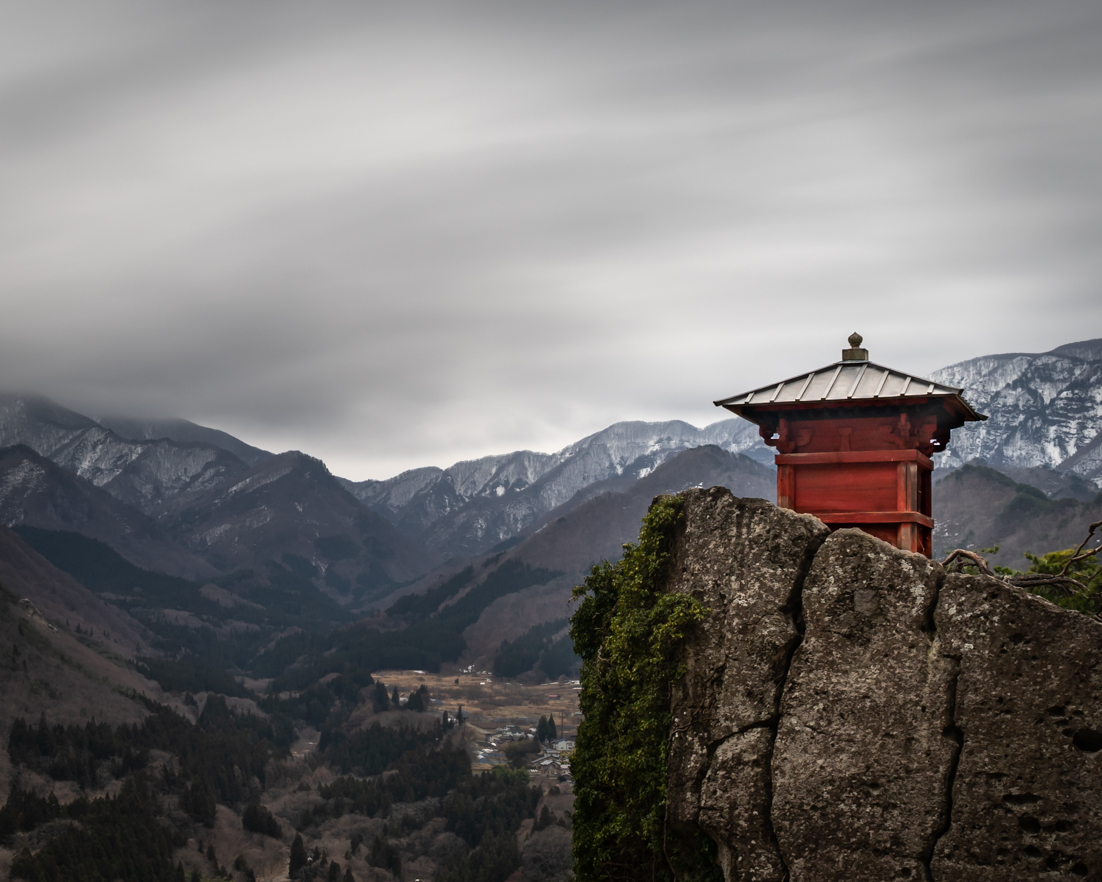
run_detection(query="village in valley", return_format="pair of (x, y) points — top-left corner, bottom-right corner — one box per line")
(368, 669), (580, 783)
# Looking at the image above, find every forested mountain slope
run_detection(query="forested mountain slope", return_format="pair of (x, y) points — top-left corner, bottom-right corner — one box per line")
(932, 462), (1101, 568)
(164, 451), (440, 604)
(0, 525), (156, 658)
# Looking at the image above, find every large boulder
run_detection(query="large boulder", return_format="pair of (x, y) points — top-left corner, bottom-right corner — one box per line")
(662, 489), (1102, 882)
(770, 529), (956, 881)
(932, 574), (1102, 880)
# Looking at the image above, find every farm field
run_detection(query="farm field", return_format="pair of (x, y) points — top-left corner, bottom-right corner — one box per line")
(372, 669), (582, 740)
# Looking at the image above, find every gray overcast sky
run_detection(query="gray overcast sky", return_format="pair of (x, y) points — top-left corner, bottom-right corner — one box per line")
(2, 2), (1101, 480)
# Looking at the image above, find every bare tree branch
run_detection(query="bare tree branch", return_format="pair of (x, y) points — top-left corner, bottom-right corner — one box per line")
(1058, 518), (1102, 577)
(940, 549), (997, 577)
(940, 519), (1102, 603)
(1008, 573), (1087, 598)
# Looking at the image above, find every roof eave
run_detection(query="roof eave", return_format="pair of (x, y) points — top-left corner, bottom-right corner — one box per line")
(718, 394), (987, 423)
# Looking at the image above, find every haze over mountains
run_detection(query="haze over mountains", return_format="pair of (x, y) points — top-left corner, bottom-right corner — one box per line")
(98, 415), (272, 468)
(0, 337), (1100, 672)
(0, 336), (1100, 882)
(0, 394), (767, 596)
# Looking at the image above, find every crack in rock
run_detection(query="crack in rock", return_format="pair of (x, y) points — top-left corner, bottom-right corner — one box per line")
(928, 574), (1102, 879)
(663, 488), (1102, 882)
(770, 530), (954, 881)
(665, 488), (828, 881)
(920, 572), (963, 881)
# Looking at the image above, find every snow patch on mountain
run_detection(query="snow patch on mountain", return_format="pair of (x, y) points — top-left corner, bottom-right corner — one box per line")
(224, 463), (295, 499)
(341, 417), (767, 557)
(0, 458), (47, 512)
(0, 393), (253, 516)
(931, 339), (1102, 486)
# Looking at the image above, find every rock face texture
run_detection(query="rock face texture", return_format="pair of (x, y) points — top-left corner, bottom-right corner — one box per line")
(932, 574), (1102, 879)
(666, 489), (830, 880)
(666, 487), (1102, 882)
(771, 530), (956, 881)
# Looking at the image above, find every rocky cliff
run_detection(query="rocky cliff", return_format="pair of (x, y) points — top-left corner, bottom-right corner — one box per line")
(665, 488), (1102, 881)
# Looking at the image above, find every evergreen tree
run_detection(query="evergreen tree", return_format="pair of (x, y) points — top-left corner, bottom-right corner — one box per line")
(369, 836), (402, 873)
(290, 833), (308, 876)
(187, 780), (217, 827)
(390, 685), (400, 707)
(372, 682), (390, 713)
(243, 802), (282, 838)
(534, 805), (554, 832)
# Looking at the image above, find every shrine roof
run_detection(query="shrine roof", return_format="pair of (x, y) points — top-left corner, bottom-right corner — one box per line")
(715, 342), (986, 422)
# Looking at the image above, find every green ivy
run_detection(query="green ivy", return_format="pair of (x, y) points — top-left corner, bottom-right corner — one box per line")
(569, 495), (721, 882)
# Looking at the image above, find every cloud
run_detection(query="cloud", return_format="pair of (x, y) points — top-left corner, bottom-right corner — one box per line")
(1, 2), (1101, 479)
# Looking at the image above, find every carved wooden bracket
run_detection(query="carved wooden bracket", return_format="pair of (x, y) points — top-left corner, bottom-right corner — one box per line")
(759, 418), (801, 453)
(919, 419), (951, 456)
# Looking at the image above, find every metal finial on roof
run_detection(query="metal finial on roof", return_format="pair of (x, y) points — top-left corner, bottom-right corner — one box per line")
(842, 332), (868, 362)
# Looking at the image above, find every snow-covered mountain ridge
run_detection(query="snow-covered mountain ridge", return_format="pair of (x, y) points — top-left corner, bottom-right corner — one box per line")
(346, 419), (761, 510)
(97, 415), (271, 467)
(339, 338), (1102, 554)
(930, 338), (1102, 485)
(340, 418), (762, 557)
(2, 335), (1099, 567)
(0, 394), (251, 518)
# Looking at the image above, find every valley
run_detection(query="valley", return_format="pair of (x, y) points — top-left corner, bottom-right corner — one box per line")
(0, 337), (1100, 881)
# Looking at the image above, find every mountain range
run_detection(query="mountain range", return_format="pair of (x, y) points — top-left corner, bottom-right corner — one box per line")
(0, 444), (218, 580)
(340, 418), (762, 559)
(0, 395), (436, 602)
(931, 338), (1102, 485)
(1, 338), (1099, 882)
(0, 337), (1099, 678)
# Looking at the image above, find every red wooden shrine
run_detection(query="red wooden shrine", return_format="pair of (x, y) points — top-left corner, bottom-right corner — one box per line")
(714, 334), (986, 557)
